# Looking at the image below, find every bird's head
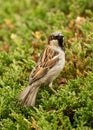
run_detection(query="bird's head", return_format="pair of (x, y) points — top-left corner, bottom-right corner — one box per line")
(48, 31), (65, 51)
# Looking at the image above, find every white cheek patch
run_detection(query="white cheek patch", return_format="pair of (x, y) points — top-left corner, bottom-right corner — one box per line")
(50, 40), (59, 46)
(63, 37), (64, 40)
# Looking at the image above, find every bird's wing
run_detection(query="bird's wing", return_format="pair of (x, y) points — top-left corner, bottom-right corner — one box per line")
(29, 46), (59, 85)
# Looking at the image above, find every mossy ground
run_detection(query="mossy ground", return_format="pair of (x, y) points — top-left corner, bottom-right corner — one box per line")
(0, 0), (93, 130)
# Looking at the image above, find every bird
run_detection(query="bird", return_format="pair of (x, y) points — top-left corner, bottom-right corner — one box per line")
(19, 31), (65, 107)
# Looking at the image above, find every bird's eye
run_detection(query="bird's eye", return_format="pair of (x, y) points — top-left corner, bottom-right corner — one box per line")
(51, 36), (54, 39)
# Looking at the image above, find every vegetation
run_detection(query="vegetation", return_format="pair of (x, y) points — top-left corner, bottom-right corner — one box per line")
(0, 0), (93, 129)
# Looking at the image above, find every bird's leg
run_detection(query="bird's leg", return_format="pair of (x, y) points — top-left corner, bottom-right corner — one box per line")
(49, 82), (58, 95)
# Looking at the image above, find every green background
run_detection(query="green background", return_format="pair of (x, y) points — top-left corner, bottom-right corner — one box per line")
(0, 0), (93, 129)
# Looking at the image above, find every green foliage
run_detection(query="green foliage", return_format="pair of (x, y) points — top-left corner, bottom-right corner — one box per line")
(0, 0), (93, 129)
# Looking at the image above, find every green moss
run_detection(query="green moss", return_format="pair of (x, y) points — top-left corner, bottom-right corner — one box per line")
(0, 0), (93, 129)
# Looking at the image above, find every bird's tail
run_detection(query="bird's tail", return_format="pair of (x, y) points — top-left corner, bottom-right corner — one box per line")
(19, 84), (40, 106)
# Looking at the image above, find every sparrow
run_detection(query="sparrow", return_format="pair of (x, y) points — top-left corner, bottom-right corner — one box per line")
(19, 31), (65, 106)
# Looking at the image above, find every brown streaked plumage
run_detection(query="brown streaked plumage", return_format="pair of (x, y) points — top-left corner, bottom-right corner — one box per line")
(19, 31), (65, 106)
(29, 46), (59, 85)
